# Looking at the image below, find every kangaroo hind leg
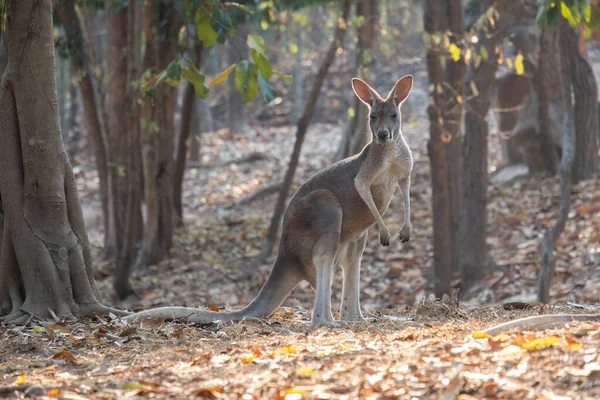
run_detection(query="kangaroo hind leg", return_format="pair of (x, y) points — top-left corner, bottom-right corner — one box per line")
(304, 193), (343, 327)
(340, 232), (368, 322)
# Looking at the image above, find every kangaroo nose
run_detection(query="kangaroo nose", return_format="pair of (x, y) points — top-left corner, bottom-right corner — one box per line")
(377, 130), (390, 140)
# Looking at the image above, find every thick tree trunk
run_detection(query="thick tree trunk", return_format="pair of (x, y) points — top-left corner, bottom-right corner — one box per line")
(260, 0), (351, 261)
(227, 22), (250, 134)
(459, 1), (502, 291)
(135, 1), (179, 271)
(58, 1), (111, 244)
(334, 0), (378, 161)
(173, 42), (206, 226)
(0, 0), (121, 323)
(537, 21), (575, 303)
(424, 0), (454, 298)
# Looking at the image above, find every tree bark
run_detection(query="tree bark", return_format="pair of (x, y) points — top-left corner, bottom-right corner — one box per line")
(533, 27), (560, 174)
(459, 0), (502, 291)
(442, 0), (465, 286)
(105, 5), (130, 260)
(105, 1), (144, 299)
(58, 1), (111, 245)
(424, 0), (454, 298)
(334, 0), (378, 161)
(566, 27), (598, 183)
(0, 0), (121, 323)
(173, 41), (206, 226)
(537, 20), (575, 303)
(260, 0), (351, 261)
(135, 0), (179, 271)
(227, 22), (250, 134)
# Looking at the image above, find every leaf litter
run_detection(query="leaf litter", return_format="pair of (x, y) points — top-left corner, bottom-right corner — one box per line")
(4, 47), (600, 396)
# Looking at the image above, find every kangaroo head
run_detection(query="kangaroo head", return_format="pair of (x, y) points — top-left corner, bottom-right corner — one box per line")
(351, 76), (413, 143)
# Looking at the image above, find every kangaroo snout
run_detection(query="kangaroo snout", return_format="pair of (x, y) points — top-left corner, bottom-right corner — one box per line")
(377, 129), (390, 140)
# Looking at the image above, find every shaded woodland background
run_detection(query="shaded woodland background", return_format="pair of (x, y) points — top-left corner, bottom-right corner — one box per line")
(1, 0), (600, 320)
(3, 1), (600, 399)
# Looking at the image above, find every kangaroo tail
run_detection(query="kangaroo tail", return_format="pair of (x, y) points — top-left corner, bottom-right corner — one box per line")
(122, 252), (303, 324)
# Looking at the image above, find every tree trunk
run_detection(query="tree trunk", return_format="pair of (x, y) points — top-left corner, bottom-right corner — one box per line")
(567, 28), (598, 183)
(260, 0), (351, 261)
(105, 1), (144, 299)
(58, 1), (111, 246)
(0, 34), (7, 76)
(58, 50), (68, 144)
(334, 0), (378, 161)
(442, 0), (465, 285)
(188, 98), (212, 162)
(423, 0), (453, 298)
(459, 0), (502, 291)
(533, 27), (560, 174)
(227, 22), (250, 134)
(135, 0), (179, 271)
(105, 5), (130, 260)
(173, 41), (206, 226)
(294, 21), (304, 121)
(537, 20), (575, 303)
(0, 0), (121, 323)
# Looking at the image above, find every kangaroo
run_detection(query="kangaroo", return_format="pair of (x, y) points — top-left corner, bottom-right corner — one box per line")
(124, 76), (414, 327)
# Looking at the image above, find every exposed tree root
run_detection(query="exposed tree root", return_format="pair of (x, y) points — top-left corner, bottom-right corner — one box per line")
(484, 314), (600, 336)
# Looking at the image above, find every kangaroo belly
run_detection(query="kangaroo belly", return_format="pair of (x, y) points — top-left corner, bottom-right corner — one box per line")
(339, 184), (394, 243)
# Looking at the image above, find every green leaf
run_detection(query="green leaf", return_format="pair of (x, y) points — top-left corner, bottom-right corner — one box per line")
(212, 8), (233, 44)
(479, 46), (488, 60)
(588, 5), (600, 30)
(208, 64), (237, 87)
(181, 60), (210, 98)
(547, 3), (560, 29)
(274, 70), (293, 84)
(252, 49), (273, 79)
(448, 43), (461, 62)
(257, 73), (274, 104)
(235, 60), (259, 103)
(247, 34), (266, 53)
(560, 1), (578, 27)
(166, 58), (182, 82)
(196, 11), (219, 46)
(536, 6), (548, 29)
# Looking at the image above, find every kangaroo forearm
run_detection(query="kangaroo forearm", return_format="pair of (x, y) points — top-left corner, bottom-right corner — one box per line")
(356, 184), (386, 228)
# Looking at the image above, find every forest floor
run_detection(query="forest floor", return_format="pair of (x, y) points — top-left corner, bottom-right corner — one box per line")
(2, 116), (600, 398)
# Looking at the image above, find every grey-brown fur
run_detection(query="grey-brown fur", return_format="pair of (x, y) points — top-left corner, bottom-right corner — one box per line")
(124, 77), (414, 327)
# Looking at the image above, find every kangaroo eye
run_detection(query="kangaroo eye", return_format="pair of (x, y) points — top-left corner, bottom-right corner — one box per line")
(390, 113), (398, 120)
(370, 115), (376, 120)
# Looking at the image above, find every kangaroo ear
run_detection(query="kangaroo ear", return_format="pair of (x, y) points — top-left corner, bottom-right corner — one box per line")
(387, 75), (413, 106)
(352, 78), (380, 107)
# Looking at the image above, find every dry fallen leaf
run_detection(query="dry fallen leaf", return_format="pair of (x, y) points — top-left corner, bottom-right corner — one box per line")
(521, 336), (559, 351)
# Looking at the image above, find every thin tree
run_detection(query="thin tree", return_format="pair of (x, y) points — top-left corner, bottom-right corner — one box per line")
(135, 1), (180, 270)
(260, 0), (351, 261)
(423, 0), (464, 298)
(0, 0), (122, 323)
(173, 41), (207, 226)
(58, 1), (111, 245)
(538, 18), (595, 302)
(334, 0), (378, 161)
